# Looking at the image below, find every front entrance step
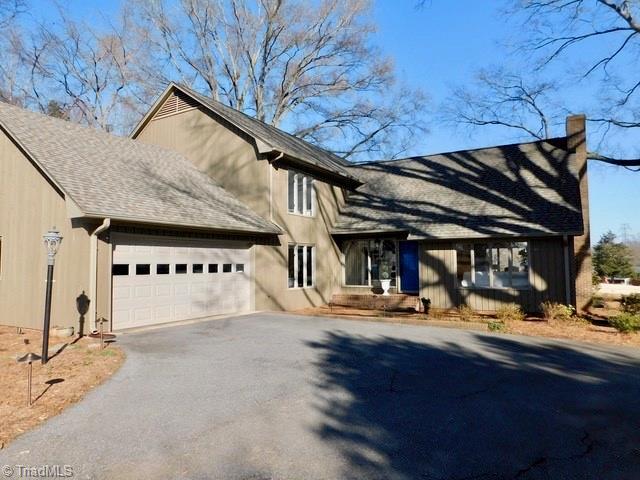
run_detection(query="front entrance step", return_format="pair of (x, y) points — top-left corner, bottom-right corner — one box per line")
(330, 293), (421, 312)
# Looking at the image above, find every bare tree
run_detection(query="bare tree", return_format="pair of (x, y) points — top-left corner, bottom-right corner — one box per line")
(445, 68), (560, 141)
(0, 0), (24, 27)
(26, 9), (151, 131)
(447, 0), (640, 170)
(130, 0), (427, 160)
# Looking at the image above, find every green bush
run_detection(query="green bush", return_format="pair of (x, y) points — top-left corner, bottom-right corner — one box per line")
(457, 305), (476, 322)
(609, 313), (640, 334)
(591, 295), (606, 308)
(540, 301), (575, 321)
(592, 270), (602, 287)
(488, 320), (506, 332)
(621, 294), (640, 315)
(495, 303), (525, 323)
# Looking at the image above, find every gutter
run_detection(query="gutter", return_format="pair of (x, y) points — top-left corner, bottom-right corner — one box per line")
(89, 218), (111, 333)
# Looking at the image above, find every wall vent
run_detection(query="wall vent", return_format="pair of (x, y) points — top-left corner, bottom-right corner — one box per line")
(154, 90), (200, 119)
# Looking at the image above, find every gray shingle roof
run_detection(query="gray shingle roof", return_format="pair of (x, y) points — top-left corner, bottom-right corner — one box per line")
(333, 140), (584, 239)
(0, 101), (280, 234)
(167, 84), (359, 183)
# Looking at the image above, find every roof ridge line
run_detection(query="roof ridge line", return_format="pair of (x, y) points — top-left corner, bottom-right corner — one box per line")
(351, 137), (569, 167)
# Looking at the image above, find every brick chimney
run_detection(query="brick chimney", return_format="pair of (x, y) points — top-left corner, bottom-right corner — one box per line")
(566, 114), (592, 312)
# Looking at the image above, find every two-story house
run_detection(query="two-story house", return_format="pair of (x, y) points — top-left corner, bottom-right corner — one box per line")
(0, 83), (591, 333)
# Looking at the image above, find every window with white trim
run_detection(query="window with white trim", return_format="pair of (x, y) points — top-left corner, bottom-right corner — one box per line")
(288, 244), (314, 288)
(456, 241), (530, 289)
(288, 170), (314, 216)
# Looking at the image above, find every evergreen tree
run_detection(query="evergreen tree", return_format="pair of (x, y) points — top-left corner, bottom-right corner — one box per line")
(593, 231), (634, 278)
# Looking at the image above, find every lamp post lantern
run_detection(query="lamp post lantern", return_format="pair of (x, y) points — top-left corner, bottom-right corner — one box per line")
(41, 228), (62, 364)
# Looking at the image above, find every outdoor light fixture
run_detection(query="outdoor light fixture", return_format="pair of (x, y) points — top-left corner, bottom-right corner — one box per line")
(43, 228), (63, 265)
(17, 352), (42, 406)
(41, 228), (63, 364)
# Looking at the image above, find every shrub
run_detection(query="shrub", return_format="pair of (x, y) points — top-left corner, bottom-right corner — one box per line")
(495, 303), (525, 323)
(488, 320), (506, 332)
(457, 305), (476, 322)
(590, 295), (606, 308)
(609, 313), (640, 334)
(540, 301), (575, 321)
(621, 294), (640, 315)
(592, 270), (602, 287)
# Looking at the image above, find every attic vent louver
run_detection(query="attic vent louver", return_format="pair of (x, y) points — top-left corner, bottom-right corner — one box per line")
(154, 90), (200, 119)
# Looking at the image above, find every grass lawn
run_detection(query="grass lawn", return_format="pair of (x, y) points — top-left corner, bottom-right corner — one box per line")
(0, 326), (124, 449)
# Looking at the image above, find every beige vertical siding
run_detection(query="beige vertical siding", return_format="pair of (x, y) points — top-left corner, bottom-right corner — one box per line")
(135, 107), (346, 312)
(419, 238), (568, 313)
(0, 132), (92, 330)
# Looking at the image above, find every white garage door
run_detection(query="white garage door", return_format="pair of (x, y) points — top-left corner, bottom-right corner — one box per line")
(111, 235), (252, 330)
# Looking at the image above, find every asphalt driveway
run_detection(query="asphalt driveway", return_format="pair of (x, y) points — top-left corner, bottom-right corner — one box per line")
(1, 313), (640, 479)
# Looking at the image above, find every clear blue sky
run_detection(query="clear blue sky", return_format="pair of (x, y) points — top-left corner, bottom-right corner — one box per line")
(30, 0), (640, 242)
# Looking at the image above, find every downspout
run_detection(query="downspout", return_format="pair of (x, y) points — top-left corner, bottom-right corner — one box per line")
(562, 235), (572, 306)
(89, 218), (111, 333)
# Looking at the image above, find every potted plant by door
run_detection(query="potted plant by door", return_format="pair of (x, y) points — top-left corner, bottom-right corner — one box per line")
(379, 269), (392, 296)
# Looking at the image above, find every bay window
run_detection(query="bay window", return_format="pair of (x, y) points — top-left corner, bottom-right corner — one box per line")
(456, 241), (530, 289)
(343, 239), (397, 287)
(288, 170), (314, 216)
(288, 244), (314, 288)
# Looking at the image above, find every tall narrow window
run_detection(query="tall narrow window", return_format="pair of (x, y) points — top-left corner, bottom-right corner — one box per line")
(306, 246), (313, 287)
(287, 170), (315, 216)
(288, 244), (315, 288)
(288, 171), (296, 212)
(296, 174), (304, 216)
(288, 245), (296, 288)
(304, 177), (314, 216)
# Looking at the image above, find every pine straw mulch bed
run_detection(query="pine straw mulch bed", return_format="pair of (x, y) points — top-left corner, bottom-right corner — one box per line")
(295, 305), (640, 348)
(0, 326), (125, 449)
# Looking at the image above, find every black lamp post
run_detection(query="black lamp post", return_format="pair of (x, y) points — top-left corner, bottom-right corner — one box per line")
(42, 228), (62, 364)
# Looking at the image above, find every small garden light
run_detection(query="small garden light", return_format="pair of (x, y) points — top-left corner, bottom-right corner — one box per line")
(17, 352), (41, 406)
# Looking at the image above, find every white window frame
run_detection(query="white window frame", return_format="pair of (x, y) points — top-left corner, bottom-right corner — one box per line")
(287, 170), (315, 217)
(455, 241), (531, 290)
(288, 244), (315, 289)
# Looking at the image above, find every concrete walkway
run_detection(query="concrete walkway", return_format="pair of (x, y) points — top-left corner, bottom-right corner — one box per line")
(1, 313), (640, 479)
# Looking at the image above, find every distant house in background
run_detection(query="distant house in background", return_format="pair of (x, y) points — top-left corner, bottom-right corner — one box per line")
(0, 83), (591, 333)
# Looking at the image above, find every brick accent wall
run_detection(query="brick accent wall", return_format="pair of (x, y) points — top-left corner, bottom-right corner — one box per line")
(566, 115), (592, 312)
(331, 294), (421, 311)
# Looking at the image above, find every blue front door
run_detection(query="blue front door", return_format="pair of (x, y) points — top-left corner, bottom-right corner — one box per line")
(399, 241), (419, 292)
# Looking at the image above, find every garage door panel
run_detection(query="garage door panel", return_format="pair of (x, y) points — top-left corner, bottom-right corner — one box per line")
(112, 286), (131, 299)
(135, 286), (154, 298)
(174, 284), (189, 296)
(154, 305), (172, 322)
(112, 235), (251, 330)
(155, 285), (172, 297)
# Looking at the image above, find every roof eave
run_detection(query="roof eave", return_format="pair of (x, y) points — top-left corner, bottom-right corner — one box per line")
(331, 228), (584, 240)
(276, 154), (362, 188)
(79, 211), (282, 236)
